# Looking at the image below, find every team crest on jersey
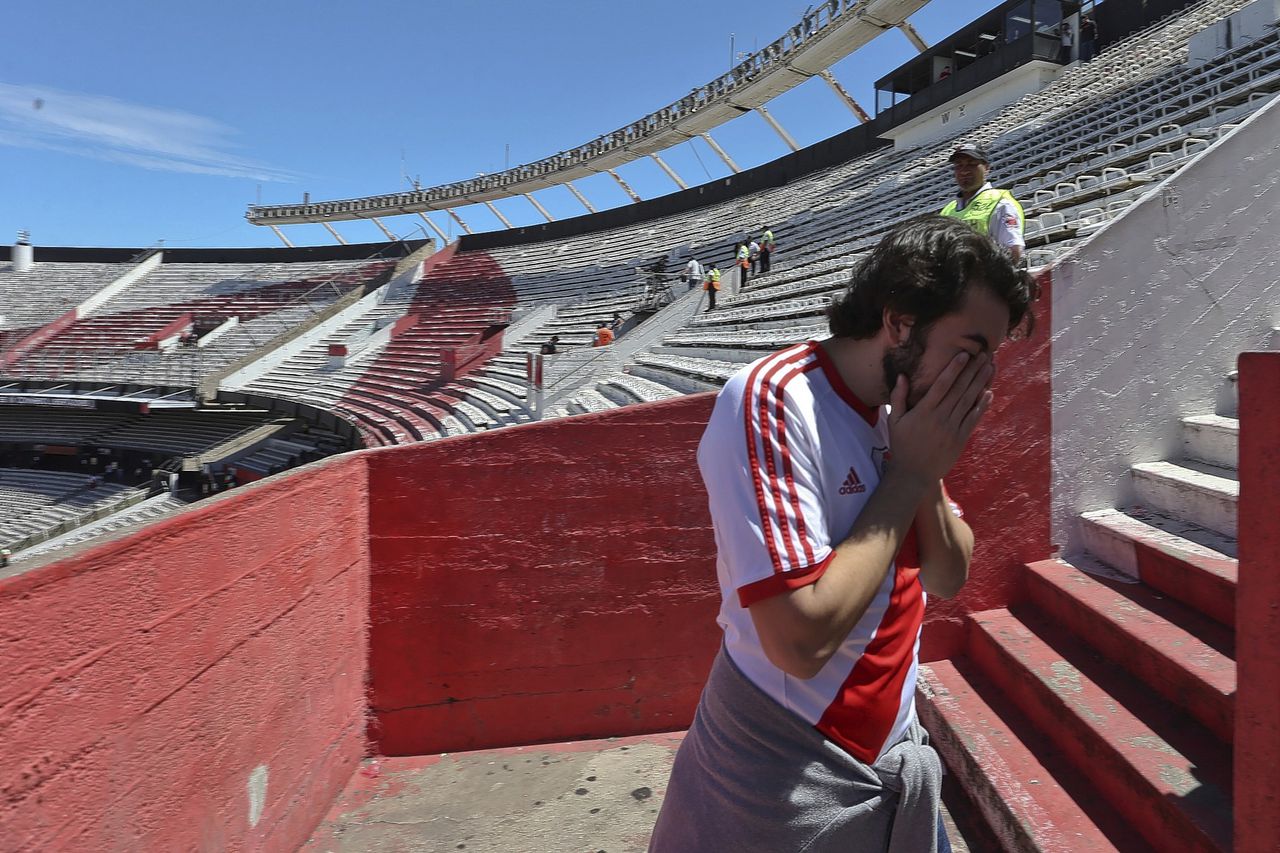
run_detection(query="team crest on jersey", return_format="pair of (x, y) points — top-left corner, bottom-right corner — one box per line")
(871, 445), (890, 477)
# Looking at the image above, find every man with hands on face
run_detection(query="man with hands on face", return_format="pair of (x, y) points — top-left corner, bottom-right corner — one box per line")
(649, 216), (1037, 853)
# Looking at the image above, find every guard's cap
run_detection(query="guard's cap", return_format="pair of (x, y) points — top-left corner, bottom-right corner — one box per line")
(949, 144), (990, 164)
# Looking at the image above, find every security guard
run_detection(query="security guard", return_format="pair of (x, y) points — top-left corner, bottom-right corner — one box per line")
(703, 265), (722, 312)
(941, 144), (1025, 264)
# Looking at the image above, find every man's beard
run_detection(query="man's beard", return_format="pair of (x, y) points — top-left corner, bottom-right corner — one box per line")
(882, 327), (928, 409)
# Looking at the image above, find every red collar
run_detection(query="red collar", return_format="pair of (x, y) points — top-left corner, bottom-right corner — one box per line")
(811, 341), (879, 426)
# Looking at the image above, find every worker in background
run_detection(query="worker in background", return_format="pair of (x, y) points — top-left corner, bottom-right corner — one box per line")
(683, 257), (703, 290)
(736, 242), (751, 287)
(593, 323), (615, 347)
(941, 145), (1025, 264)
(704, 264), (722, 312)
(759, 227), (775, 273)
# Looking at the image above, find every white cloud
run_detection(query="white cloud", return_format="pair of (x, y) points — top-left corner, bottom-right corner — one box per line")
(0, 82), (295, 181)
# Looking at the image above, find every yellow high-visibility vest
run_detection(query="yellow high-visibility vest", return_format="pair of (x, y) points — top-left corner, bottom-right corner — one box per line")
(941, 188), (1024, 237)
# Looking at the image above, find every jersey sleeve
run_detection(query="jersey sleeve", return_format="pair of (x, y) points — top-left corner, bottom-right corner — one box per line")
(702, 364), (833, 608)
(991, 197), (1025, 249)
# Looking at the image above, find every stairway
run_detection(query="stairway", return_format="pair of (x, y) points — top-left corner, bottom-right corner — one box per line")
(920, 380), (1240, 851)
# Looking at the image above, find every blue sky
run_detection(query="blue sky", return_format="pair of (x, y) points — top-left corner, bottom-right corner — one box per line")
(2, 1), (1003, 248)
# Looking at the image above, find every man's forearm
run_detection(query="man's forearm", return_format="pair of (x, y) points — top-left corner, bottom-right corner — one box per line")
(915, 481), (973, 598)
(775, 466), (932, 670)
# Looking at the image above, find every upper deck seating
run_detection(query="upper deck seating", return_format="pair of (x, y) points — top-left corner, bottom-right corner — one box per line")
(2, 259), (395, 386)
(0, 262), (124, 344)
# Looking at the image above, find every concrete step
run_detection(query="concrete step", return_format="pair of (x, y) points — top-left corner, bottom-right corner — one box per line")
(1181, 414), (1238, 470)
(567, 389), (618, 415)
(1079, 507), (1237, 627)
(1022, 559), (1235, 743)
(1130, 460), (1238, 538)
(918, 659), (1149, 852)
(599, 373), (681, 405)
(968, 608), (1232, 853)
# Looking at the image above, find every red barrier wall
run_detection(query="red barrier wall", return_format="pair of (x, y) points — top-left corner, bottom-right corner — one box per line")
(1234, 351), (1280, 852)
(365, 394), (722, 756)
(0, 454), (371, 853)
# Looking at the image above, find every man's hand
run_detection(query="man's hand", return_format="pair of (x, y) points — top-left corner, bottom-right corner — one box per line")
(887, 352), (994, 485)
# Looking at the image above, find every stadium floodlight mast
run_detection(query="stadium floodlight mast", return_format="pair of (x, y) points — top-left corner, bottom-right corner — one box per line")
(245, 0), (932, 244)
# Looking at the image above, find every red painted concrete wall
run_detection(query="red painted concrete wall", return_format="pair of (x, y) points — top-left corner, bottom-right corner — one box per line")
(0, 455), (371, 853)
(919, 270), (1054, 660)
(365, 394), (721, 756)
(1234, 351), (1280, 853)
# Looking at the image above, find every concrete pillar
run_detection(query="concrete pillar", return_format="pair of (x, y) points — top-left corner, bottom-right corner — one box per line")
(417, 213), (449, 243)
(566, 182), (597, 213)
(700, 132), (741, 174)
(898, 20), (929, 52)
(757, 105), (800, 152)
(484, 201), (514, 229)
(321, 222), (348, 245)
(820, 69), (871, 123)
(1236, 351), (1280, 851)
(650, 154), (688, 190)
(370, 217), (398, 241)
(269, 225), (294, 248)
(524, 193), (555, 222)
(447, 209), (473, 235)
(607, 169), (642, 203)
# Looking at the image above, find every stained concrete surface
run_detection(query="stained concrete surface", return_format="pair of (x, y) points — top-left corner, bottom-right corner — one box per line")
(304, 732), (979, 852)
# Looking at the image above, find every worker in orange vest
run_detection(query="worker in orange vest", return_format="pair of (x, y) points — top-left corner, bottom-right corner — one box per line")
(703, 265), (722, 312)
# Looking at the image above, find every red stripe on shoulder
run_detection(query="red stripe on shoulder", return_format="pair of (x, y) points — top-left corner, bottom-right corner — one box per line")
(741, 345), (810, 573)
(773, 360), (822, 565)
(755, 349), (816, 570)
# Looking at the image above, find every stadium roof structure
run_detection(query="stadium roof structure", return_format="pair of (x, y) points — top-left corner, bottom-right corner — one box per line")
(244, 0), (932, 243)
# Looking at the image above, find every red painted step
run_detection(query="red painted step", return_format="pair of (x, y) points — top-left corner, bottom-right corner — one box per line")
(1022, 559), (1235, 743)
(1080, 507), (1236, 627)
(967, 608), (1232, 852)
(918, 659), (1150, 852)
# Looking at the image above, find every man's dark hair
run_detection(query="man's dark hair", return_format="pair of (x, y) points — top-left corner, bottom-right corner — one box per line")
(826, 216), (1038, 340)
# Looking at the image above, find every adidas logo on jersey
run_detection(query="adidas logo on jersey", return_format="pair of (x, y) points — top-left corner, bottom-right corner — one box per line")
(839, 467), (866, 495)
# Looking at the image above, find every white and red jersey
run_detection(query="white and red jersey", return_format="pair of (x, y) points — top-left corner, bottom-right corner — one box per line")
(698, 340), (956, 764)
